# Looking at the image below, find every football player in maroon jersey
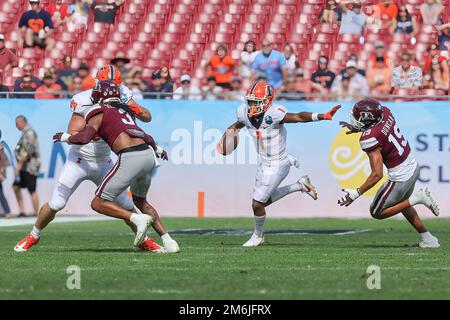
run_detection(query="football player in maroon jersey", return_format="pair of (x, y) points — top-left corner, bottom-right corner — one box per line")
(53, 81), (171, 248)
(338, 99), (440, 248)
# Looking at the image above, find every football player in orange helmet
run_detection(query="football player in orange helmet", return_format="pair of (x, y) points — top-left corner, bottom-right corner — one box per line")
(218, 79), (341, 247)
(96, 65), (151, 122)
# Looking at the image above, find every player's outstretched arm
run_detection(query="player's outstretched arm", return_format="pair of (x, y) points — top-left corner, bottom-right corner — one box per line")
(338, 148), (384, 207)
(128, 99), (152, 123)
(53, 114), (102, 145)
(283, 105), (341, 123)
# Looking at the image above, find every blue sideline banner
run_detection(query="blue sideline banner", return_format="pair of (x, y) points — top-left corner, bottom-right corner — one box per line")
(0, 99), (449, 218)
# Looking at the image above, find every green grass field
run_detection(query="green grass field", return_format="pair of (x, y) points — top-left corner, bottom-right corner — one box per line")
(1, 217), (449, 300)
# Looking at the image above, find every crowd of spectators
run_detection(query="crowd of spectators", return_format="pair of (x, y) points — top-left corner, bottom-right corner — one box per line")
(0, 0), (449, 100)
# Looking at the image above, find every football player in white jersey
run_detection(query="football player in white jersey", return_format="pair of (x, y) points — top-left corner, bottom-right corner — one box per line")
(218, 80), (341, 247)
(15, 65), (179, 253)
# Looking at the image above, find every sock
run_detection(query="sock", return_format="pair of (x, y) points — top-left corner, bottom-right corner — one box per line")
(254, 215), (266, 237)
(31, 226), (41, 238)
(420, 231), (434, 242)
(161, 233), (173, 244)
(270, 183), (302, 203)
(130, 213), (141, 225)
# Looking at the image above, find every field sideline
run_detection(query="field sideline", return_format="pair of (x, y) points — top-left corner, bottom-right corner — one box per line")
(0, 217), (449, 300)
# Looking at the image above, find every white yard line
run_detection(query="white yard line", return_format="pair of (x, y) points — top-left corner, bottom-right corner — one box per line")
(0, 215), (114, 227)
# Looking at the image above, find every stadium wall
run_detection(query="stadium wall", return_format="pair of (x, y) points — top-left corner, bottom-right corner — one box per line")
(0, 100), (449, 218)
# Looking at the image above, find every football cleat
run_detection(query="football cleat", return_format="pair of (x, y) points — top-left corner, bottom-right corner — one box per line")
(418, 235), (440, 249)
(138, 237), (166, 253)
(133, 214), (152, 246)
(243, 233), (265, 247)
(14, 233), (40, 253)
(299, 175), (318, 200)
(164, 239), (180, 253)
(416, 189), (440, 216)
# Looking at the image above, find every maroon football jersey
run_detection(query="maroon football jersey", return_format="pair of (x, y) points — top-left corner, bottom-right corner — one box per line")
(85, 104), (147, 148)
(359, 107), (411, 169)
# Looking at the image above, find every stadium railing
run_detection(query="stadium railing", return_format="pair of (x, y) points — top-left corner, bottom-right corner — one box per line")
(0, 91), (449, 101)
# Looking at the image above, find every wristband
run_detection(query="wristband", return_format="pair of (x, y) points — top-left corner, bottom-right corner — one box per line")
(312, 113), (320, 122)
(60, 132), (72, 143)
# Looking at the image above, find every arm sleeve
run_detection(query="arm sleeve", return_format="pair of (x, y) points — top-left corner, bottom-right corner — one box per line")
(45, 12), (54, 29)
(18, 13), (27, 28)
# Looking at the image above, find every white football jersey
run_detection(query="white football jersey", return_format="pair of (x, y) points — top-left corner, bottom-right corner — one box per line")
(237, 103), (288, 164)
(69, 85), (133, 161)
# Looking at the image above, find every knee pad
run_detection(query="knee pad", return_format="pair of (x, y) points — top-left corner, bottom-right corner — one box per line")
(48, 183), (72, 212)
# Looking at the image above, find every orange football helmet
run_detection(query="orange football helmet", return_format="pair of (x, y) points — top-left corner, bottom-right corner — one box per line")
(245, 80), (274, 117)
(96, 65), (122, 86)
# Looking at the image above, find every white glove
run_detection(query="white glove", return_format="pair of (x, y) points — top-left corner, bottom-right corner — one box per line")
(338, 188), (360, 207)
(287, 154), (300, 169)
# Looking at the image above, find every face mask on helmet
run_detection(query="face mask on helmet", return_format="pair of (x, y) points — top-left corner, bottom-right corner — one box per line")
(349, 111), (366, 131)
(246, 96), (265, 117)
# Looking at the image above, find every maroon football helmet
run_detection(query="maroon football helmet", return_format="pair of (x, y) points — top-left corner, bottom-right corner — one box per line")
(350, 99), (384, 131)
(91, 80), (121, 104)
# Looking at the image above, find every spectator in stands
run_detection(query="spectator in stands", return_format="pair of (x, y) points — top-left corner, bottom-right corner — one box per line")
(206, 44), (235, 90)
(71, 76), (83, 93)
(87, 0), (124, 33)
(374, 1), (398, 31)
(0, 140), (11, 218)
(58, 55), (77, 89)
(228, 77), (244, 101)
(14, 64), (41, 98)
(45, 0), (70, 27)
(202, 76), (223, 100)
(390, 6), (418, 37)
(339, 1), (367, 35)
(67, 0), (90, 32)
(158, 66), (176, 93)
(13, 115), (40, 217)
(124, 77), (143, 100)
(367, 56), (392, 95)
(339, 54), (366, 76)
(48, 66), (68, 91)
(279, 75), (305, 101)
(77, 62), (95, 90)
(110, 52), (131, 79)
(391, 51), (422, 92)
(173, 74), (201, 100)
(420, 0), (444, 25)
(422, 43), (449, 90)
(296, 69), (327, 97)
(437, 23), (450, 53)
(331, 72), (358, 101)
(368, 41), (392, 73)
(252, 39), (287, 90)
(0, 78), (10, 98)
(18, 0), (54, 50)
(319, 0), (342, 24)
(311, 56), (336, 90)
(124, 67), (148, 100)
(332, 60), (369, 95)
(0, 34), (19, 74)
(283, 44), (300, 73)
(35, 71), (62, 99)
(145, 71), (167, 99)
(239, 40), (259, 87)
(429, 58), (449, 91)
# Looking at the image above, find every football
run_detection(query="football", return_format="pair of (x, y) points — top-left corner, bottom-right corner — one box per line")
(216, 129), (239, 156)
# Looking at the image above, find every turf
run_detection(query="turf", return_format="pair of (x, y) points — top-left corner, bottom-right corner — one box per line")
(0, 217), (449, 300)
